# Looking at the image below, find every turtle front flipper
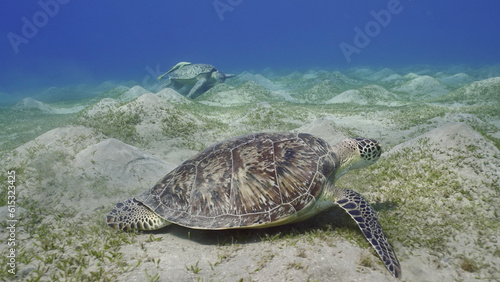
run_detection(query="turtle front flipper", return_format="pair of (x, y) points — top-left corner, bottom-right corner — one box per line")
(336, 188), (401, 278)
(187, 77), (207, 98)
(107, 198), (171, 231)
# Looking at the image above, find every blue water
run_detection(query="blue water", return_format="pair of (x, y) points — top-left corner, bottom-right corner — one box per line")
(1, 0), (500, 97)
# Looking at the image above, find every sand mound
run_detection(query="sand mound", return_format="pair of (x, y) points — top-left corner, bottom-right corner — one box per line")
(280, 70), (360, 94)
(270, 89), (298, 102)
(431, 77), (500, 105)
(11, 97), (86, 114)
(121, 93), (165, 112)
(197, 81), (277, 106)
(86, 93), (196, 128)
(381, 73), (403, 83)
(12, 97), (53, 113)
(327, 71), (361, 88)
(83, 98), (120, 117)
(120, 93), (202, 142)
(348, 67), (377, 79)
(100, 85), (130, 98)
(2, 66), (499, 282)
(389, 122), (497, 156)
(34, 86), (79, 103)
(156, 88), (192, 104)
(232, 102), (302, 131)
(118, 85), (150, 102)
(365, 68), (398, 81)
(73, 138), (174, 188)
(372, 122), (500, 281)
(437, 72), (474, 87)
(10, 126), (104, 161)
(1, 126), (108, 212)
(392, 75), (449, 98)
(326, 89), (365, 104)
(325, 85), (399, 105)
(236, 72), (282, 91)
(76, 92), (209, 157)
(402, 72), (419, 79)
(298, 80), (341, 103)
(276, 71), (322, 91)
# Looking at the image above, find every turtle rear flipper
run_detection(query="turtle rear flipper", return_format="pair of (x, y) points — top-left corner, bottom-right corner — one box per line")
(336, 188), (402, 278)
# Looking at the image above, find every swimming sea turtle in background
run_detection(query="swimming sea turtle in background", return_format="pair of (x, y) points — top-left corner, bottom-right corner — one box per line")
(157, 62), (235, 98)
(107, 132), (401, 278)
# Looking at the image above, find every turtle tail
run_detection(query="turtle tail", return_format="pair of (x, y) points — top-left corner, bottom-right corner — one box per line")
(336, 188), (402, 278)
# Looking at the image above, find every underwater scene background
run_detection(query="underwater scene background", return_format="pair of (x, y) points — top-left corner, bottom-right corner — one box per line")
(1, 1), (499, 281)
(1, 0), (500, 99)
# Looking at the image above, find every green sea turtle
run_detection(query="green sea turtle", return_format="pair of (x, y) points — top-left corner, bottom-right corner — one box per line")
(107, 133), (401, 278)
(157, 63), (235, 98)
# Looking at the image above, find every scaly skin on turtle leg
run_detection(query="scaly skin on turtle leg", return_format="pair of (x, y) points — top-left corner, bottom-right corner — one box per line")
(335, 188), (402, 278)
(188, 77), (207, 98)
(107, 198), (171, 231)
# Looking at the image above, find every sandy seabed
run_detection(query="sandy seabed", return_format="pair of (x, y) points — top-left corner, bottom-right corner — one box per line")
(1, 66), (499, 281)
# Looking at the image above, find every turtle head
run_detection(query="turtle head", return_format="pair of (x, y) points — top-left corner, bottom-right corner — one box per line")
(107, 198), (170, 231)
(212, 70), (227, 83)
(333, 137), (381, 179)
